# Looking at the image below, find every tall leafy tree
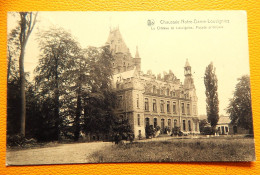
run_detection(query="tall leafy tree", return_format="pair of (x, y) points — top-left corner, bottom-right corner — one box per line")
(227, 75), (253, 134)
(35, 27), (80, 140)
(7, 26), (21, 136)
(82, 46), (118, 137)
(18, 12), (38, 136)
(204, 62), (219, 129)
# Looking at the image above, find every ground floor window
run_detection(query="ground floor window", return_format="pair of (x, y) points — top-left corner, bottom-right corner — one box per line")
(154, 118), (157, 127)
(183, 120), (186, 131)
(168, 119), (171, 128)
(188, 120), (191, 131)
(161, 119), (165, 130)
(145, 118), (150, 127)
(174, 119), (177, 128)
(137, 114), (141, 126)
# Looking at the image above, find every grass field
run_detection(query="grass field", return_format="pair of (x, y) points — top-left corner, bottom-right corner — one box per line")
(89, 137), (255, 162)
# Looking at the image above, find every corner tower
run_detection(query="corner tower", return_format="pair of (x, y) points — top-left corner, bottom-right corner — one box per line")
(183, 59), (198, 117)
(184, 59), (194, 89)
(106, 27), (141, 74)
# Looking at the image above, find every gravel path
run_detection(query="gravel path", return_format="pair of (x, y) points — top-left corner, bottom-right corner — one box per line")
(6, 141), (113, 165)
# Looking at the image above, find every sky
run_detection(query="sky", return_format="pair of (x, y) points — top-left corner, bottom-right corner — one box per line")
(7, 11), (250, 116)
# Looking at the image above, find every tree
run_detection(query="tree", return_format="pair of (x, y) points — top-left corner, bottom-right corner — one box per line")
(7, 26), (20, 82)
(204, 62), (219, 129)
(199, 119), (208, 132)
(7, 26), (21, 136)
(35, 27), (80, 140)
(82, 46), (119, 137)
(18, 12), (38, 136)
(227, 75), (253, 134)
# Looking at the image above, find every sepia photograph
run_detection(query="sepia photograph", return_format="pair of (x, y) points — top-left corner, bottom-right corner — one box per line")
(6, 11), (255, 165)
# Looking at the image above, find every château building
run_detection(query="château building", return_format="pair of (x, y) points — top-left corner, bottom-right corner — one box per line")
(106, 27), (200, 138)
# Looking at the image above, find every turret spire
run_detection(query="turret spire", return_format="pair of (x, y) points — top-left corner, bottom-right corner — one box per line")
(184, 59), (192, 76)
(135, 46), (140, 58)
(185, 59), (190, 67)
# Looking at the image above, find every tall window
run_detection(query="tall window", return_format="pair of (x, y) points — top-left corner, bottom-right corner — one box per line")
(137, 114), (141, 126)
(161, 119), (165, 130)
(183, 120), (186, 131)
(145, 118), (150, 127)
(173, 102), (176, 113)
(153, 99), (157, 112)
(160, 100), (164, 112)
(118, 96), (123, 109)
(168, 119), (171, 128)
(187, 104), (190, 115)
(188, 120), (191, 131)
(193, 105), (196, 115)
(167, 101), (170, 113)
(153, 86), (156, 93)
(166, 89), (170, 96)
(174, 119), (177, 128)
(181, 103), (185, 114)
(154, 118), (157, 127)
(145, 98), (149, 111)
(137, 94), (139, 108)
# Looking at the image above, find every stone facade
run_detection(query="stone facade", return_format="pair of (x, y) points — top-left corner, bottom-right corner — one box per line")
(107, 27), (200, 138)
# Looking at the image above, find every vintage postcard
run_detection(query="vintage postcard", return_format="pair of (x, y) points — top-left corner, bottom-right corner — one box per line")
(6, 11), (255, 165)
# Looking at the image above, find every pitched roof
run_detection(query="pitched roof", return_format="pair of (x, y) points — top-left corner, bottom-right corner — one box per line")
(217, 117), (231, 124)
(113, 67), (137, 83)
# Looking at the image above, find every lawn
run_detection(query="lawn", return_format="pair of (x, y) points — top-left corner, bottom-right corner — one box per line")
(89, 137), (255, 162)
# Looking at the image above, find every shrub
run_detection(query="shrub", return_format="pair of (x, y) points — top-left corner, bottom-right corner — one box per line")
(172, 127), (181, 136)
(201, 126), (214, 135)
(155, 126), (161, 132)
(7, 134), (26, 147)
(7, 134), (37, 147)
(145, 125), (154, 138)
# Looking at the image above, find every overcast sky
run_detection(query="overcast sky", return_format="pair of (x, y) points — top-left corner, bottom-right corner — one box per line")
(7, 11), (250, 116)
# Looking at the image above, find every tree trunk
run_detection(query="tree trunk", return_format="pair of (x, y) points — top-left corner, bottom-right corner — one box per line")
(19, 46), (26, 136)
(7, 46), (12, 82)
(54, 57), (60, 141)
(74, 87), (81, 141)
(19, 13), (27, 137)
